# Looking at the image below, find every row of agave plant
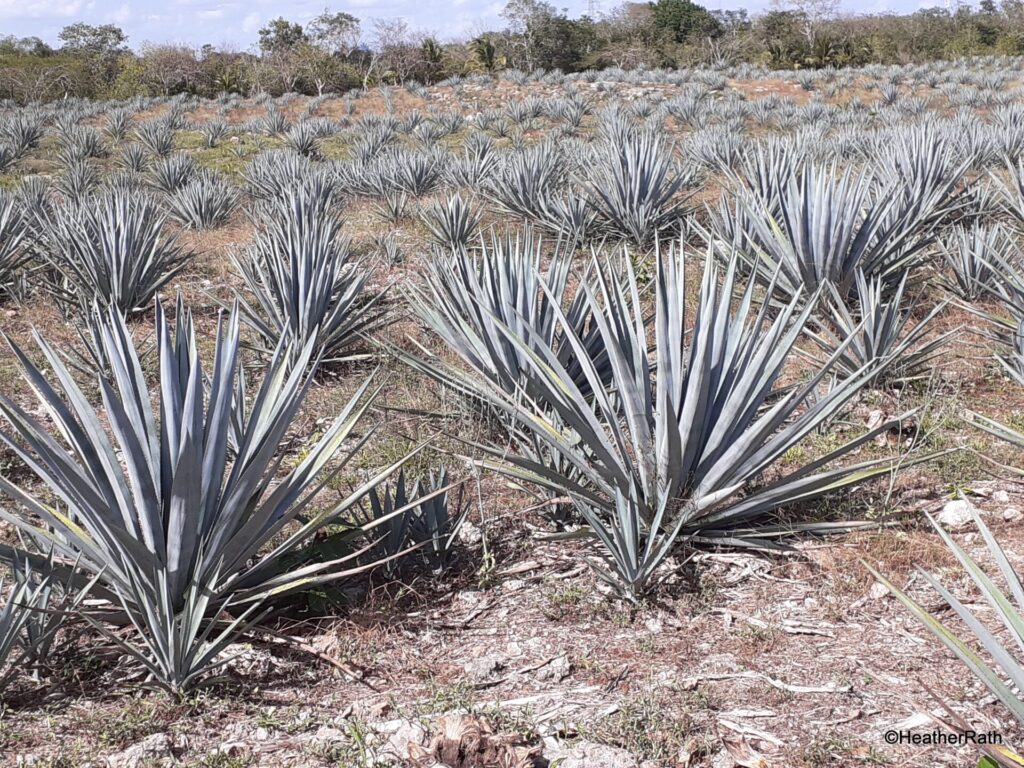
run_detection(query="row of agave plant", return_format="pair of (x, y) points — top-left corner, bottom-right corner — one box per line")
(4, 214), (1017, 705)
(6, 115), (1024, 312)
(4, 52), (1024, 147)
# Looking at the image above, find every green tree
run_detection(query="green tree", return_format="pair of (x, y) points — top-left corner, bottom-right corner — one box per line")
(501, 0), (556, 69)
(420, 38), (445, 81)
(0, 36), (53, 56)
(57, 23), (128, 95)
(295, 41), (360, 94)
(501, 0), (596, 71)
(307, 10), (360, 57)
(258, 18), (307, 53)
(58, 23), (127, 55)
(649, 0), (719, 42)
(757, 9), (809, 67)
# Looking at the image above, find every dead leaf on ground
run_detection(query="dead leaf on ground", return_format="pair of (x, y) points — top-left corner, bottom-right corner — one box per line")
(408, 714), (543, 768)
(720, 728), (770, 768)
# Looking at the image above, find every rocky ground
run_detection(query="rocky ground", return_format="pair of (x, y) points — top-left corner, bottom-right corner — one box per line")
(6, 485), (1024, 767)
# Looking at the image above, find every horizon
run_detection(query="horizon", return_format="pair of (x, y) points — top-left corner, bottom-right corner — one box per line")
(0, 0), (952, 52)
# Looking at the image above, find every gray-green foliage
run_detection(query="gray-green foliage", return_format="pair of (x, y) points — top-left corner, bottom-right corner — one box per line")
(148, 153), (197, 194)
(135, 119), (176, 156)
(936, 222), (1009, 301)
(0, 192), (29, 298)
(970, 250), (1024, 385)
(422, 193), (481, 251)
(586, 129), (686, 245)
(35, 188), (190, 316)
(407, 226), (612, 401)
(708, 161), (939, 303)
(355, 469), (468, 577)
(0, 561), (55, 691)
(166, 172), (240, 229)
(234, 187), (387, 365)
(803, 270), (954, 386)
(867, 436), (1024, 743)
(416, 237), (914, 598)
(0, 298), (405, 692)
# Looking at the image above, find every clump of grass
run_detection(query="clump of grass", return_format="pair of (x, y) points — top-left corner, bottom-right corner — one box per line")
(579, 689), (695, 764)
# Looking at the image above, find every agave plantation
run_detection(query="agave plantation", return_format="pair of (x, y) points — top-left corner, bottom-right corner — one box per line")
(3, 59), (1024, 766)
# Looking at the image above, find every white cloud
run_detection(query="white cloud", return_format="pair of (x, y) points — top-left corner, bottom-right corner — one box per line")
(241, 10), (261, 33)
(107, 1), (130, 22)
(0, 0), (82, 19)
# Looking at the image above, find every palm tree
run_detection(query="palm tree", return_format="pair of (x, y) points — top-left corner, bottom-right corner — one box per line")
(471, 36), (500, 73)
(421, 38), (444, 81)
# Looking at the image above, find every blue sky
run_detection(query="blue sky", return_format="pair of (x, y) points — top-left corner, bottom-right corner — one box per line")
(0, 0), (945, 50)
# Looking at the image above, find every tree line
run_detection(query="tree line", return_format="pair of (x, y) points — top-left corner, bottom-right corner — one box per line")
(3, 0), (1024, 102)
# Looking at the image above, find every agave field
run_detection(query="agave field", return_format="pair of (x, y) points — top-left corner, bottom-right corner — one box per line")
(4, 59), (1024, 767)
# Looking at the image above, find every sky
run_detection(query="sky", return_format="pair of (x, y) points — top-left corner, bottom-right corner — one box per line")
(0, 0), (948, 51)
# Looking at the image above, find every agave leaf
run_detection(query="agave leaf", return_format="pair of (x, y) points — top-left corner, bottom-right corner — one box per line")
(865, 559), (1024, 726)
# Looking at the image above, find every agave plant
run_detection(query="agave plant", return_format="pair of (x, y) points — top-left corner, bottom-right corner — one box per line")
(373, 190), (412, 223)
(54, 161), (101, 203)
(104, 108), (134, 143)
(418, 237), (915, 599)
(409, 470), (469, 574)
(585, 129), (686, 245)
(422, 194), (481, 251)
(165, 172), (240, 230)
(148, 153), (198, 194)
(387, 149), (446, 197)
(996, 319), (1024, 386)
(35, 188), (191, 316)
(726, 138), (808, 210)
(260, 107), (289, 136)
(707, 161), (936, 304)
(57, 126), (107, 164)
(0, 298), (409, 692)
(1, 114), (44, 155)
(16, 176), (52, 220)
(865, 485), (1024, 766)
(353, 469), (468, 577)
(233, 189), (388, 365)
(483, 142), (567, 223)
(966, 252), (1024, 385)
(0, 145), (17, 175)
(990, 154), (1024, 229)
(0, 555), (98, 688)
(407, 226), (613, 401)
(243, 150), (326, 202)
(447, 133), (498, 188)
(284, 121), (321, 158)
(0, 561), (55, 691)
(105, 170), (146, 193)
(0, 192), (29, 298)
(869, 124), (971, 238)
(135, 119), (176, 156)
(202, 120), (229, 148)
(117, 143), (150, 173)
(802, 270), (955, 387)
(935, 222), (1009, 301)
(539, 193), (597, 243)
